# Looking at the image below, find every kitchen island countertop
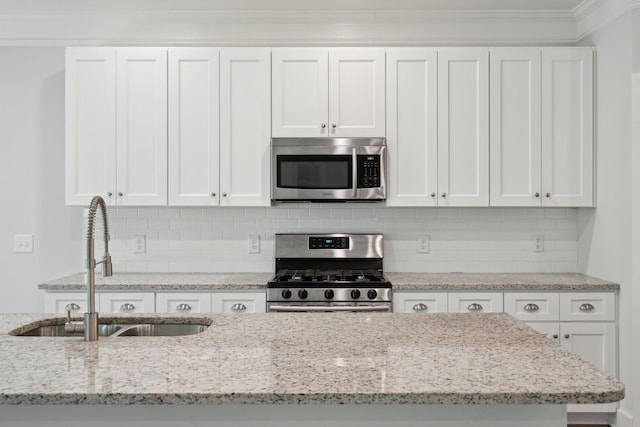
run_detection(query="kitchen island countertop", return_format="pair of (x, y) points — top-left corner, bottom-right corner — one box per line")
(38, 272), (618, 291)
(0, 312), (623, 406)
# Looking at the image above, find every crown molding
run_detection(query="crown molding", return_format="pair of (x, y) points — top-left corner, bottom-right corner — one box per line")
(0, 9), (578, 46)
(575, 0), (640, 40)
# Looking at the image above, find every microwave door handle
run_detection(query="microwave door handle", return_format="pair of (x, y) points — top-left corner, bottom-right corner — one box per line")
(352, 149), (358, 198)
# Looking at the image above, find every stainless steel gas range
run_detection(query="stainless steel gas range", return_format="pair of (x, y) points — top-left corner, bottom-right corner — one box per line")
(267, 233), (392, 312)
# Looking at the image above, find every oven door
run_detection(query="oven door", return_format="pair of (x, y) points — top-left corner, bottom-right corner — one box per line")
(267, 302), (392, 312)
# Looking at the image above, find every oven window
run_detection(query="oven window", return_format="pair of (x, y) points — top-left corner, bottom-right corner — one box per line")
(277, 155), (353, 189)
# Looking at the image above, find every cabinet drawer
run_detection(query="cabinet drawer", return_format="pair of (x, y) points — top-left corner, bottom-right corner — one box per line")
(560, 292), (615, 321)
(393, 292), (447, 313)
(211, 292), (266, 314)
(99, 293), (155, 313)
(447, 292), (503, 313)
(155, 293), (212, 313)
(44, 293), (92, 314)
(504, 292), (559, 321)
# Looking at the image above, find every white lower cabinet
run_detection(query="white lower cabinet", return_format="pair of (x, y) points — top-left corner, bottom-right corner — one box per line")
(156, 292), (212, 313)
(44, 293), (93, 314)
(98, 293), (155, 314)
(393, 292), (447, 313)
(447, 292), (503, 313)
(211, 292), (266, 314)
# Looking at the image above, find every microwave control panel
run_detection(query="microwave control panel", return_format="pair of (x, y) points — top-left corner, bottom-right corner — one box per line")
(357, 155), (381, 188)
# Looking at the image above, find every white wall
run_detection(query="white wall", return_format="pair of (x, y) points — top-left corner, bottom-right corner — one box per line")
(578, 12), (634, 425)
(0, 48), (83, 313)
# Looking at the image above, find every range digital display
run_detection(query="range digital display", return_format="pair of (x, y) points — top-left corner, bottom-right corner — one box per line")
(309, 236), (349, 249)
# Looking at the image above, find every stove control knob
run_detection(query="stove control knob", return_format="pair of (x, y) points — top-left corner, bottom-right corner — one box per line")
(350, 289), (361, 300)
(298, 289), (308, 299)
(282, 289), (292, 299)
(367, 289), (378, 300)
(324, 289), (334, 300)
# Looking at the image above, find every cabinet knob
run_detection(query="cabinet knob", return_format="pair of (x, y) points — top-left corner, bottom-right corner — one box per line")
(231, 303), (247, 312)
(65, 303), (81, 312)
(331, 124), (337, 129)
(467, 303), (483, 312)
(441, 192), (447, 198)
(545, 193), (551, 198)
(107, 192), (113, 197)
(579, 303), (595, 312)
(120, 303), (136, 312)
(552, 334), (559, 339)
(222, 193), (227, 197)
(211, 193), (216, 197)
(321, 123), (327, 129)
(430, 192), (436, 198)
(534, 192), (540, 198)
(564, 333), (570, 339)
(412, 303), (428, 312)
(118, 192), (123, 197)
(176, 303), (192, 312)
(524, 303), (540, 312)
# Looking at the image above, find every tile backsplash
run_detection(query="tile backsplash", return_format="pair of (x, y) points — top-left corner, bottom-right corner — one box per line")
(100, 205), (578, 273)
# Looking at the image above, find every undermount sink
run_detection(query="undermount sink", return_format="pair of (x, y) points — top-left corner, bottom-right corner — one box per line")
(11, 319), (209, 337)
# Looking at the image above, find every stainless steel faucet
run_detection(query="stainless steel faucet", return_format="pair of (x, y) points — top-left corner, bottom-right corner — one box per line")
(83, 195), (113, 341)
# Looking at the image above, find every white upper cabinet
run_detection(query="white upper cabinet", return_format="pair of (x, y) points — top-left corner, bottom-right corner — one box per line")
(116, 48), (168, 206)
(65, 47), (167, 206)
(168, 48), (220, 206)
(219, 48), (271, 206)
(438, 48), (489, 206)
(272, 48), (385, 137)
(490, 48), (542, 207)
(386, 48), (438, 207)
(541, 48), (594, 207)
(490, 47), (593, 207)
(65, 48), (117, 206)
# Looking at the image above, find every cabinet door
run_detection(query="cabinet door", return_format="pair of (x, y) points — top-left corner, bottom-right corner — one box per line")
(438, 48), (489, 206)
(116, 48), (168, 206)
(448, 292), (503, 313)
(541, 48), (594, 207)
(168, 48), (220, 206)
(386, 49), (438, 207)
(329, 48), (386, 137)
(219, 48), (271, 206)
(211, 292), (266, 313)
(65, 48), (117, 206)
(489, 48), (542, 206)
(272, 48), (328, 137)
(44, 293), (93, 314)
(526, 322), (560, 343)
(393, 292), (447, 313)
(156, 292), (212, 313)
(98, 292), (155, 313)
(562, 322), (617, 413)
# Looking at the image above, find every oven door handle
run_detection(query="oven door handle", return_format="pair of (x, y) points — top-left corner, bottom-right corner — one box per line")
(268, 305), (390, 312)
(352, 148), (358, 198)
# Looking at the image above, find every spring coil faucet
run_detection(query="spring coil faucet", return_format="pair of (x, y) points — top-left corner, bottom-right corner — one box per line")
(83, 195), (113, 341)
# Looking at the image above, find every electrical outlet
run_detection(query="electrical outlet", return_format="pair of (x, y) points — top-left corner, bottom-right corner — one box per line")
(248, 235), (260, 254)
(417, 235), (430, 254)
(133, 235), (146, 254)
(14, 234), (34, 253)
(533, 235), (544, 252)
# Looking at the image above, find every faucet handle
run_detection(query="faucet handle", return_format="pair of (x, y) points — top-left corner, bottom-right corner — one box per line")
(102, 255), (113, 277)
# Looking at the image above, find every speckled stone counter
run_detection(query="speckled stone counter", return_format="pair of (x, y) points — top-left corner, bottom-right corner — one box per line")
(39, 272), (618, 292)
(0, 312), (623, 405)
(39, 272), (272, 291)
(387, 272), (618, 290)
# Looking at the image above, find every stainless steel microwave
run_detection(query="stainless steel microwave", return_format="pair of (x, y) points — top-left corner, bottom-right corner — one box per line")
(271, 138), (386, 202)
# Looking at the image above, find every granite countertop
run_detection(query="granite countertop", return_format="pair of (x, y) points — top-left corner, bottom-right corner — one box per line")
(0, 312), (624, 405)
(39, 272), (619, 292)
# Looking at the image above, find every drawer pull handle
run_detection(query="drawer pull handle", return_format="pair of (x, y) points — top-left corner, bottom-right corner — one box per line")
(467, 303), (483, 312)
(65, 303), (81, 312)
(176, 303), (192, 312)
(524, 303), (540, 312)
(120, 303), (136, 312)
(231, 303), (247, 312)
(579, 303), (595, 312)
(412, 303), (428, 312)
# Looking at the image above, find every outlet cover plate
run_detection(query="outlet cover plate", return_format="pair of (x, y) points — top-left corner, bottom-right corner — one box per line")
(417, 235), (430, 254)
(248, 235), (260, 254)
(14, 234), (34, 253)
